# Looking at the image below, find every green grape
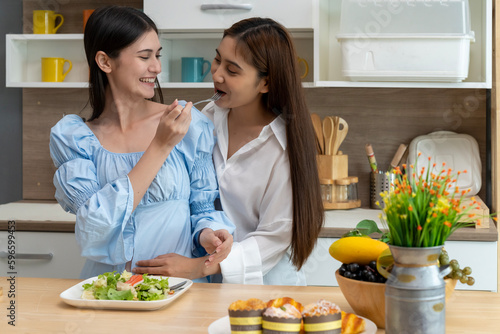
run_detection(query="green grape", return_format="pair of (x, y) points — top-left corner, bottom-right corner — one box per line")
(450, 259), (460, 271)
(453, 269), (463, 280)
(467, 277), (475, 286)
(463, 266), (472, 275)
(439, 254), (450, 265)
(460, 276), (468, 284)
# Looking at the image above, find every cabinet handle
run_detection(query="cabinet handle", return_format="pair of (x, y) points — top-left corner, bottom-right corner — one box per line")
(0, 251), (53, 260)
(200, 4), (253, 11)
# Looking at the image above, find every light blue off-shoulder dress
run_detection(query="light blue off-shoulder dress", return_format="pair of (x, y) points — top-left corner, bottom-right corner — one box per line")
(49, 107), (235, 280)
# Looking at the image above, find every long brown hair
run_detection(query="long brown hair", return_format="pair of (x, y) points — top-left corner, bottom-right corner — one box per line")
(224, 18), (324, 269)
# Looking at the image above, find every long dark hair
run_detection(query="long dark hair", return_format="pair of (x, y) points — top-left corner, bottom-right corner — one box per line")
(223, 18), (324, 270)
(84, 5), (163, 121)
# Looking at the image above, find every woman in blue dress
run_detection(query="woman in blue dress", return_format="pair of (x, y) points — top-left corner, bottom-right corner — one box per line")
(49, 6), (234, 280)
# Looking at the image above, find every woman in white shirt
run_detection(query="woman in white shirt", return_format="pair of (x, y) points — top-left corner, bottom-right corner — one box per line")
(134, 17), (324, 285)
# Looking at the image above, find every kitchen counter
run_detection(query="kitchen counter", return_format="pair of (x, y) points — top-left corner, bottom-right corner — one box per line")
(0, 201), (497, 241)
(0, 277), (499, 333)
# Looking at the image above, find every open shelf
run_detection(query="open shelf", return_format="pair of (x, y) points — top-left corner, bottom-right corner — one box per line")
(313, 0), (492, 89)
(5, 1), (491, 89)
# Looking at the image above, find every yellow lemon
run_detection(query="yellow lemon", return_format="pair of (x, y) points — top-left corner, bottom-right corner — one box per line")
(328, 236), (389, 265)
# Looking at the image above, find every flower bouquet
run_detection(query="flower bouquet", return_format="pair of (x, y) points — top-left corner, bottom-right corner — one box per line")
(378, 154), (484, 247)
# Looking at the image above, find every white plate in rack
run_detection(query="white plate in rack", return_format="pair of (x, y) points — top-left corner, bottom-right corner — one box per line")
(207, 315), (377, 333)
(60, 276), (192, 311)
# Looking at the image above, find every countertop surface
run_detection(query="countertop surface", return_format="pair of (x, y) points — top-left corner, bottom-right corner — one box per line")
(1, 277), (500, 333)
(0, 201), (497, 241)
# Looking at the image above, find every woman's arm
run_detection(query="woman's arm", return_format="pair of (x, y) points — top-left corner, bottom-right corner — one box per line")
(128, 100), (192, 210)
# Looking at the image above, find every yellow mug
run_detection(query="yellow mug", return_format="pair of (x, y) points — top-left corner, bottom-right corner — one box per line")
(41, 57), (72, 82)
(33, 10), (64, 34)
(298, 57), (309, 79)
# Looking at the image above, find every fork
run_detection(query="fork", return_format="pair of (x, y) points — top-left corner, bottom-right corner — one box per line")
(169, 280), (188, 291)
(193, 91), (223, 106)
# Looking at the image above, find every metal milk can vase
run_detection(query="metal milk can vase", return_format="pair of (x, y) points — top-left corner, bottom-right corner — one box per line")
(385, 245), (451, 334)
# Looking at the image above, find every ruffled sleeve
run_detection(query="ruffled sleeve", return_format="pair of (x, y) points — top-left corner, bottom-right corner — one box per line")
(49, 114), (134, 265)
(177, 105), (235, 255)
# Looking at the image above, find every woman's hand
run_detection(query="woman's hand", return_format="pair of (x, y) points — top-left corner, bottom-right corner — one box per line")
(152, 99), (192, 152)
(133, 252), (222, 279)
(133, 254), (205, 279)
(199, 228), (233, 266)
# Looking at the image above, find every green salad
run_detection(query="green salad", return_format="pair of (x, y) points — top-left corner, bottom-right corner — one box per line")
(81, 270), (171, 301)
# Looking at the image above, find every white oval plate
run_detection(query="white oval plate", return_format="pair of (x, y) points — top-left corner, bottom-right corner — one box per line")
(207, 315), (377, 334)
(60, 276), (192, 311)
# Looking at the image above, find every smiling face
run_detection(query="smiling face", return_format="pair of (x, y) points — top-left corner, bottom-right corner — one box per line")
(104, 29), (162, 100)
(211, 36), (268, 110)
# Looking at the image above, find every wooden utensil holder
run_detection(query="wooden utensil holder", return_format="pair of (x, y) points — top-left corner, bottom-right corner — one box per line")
(317, 154), (361, 210)
(317, 154), (348, 180)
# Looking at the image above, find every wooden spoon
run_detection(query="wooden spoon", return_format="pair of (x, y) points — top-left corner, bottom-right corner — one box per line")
(322, 117), (335, 155)
(311, 113), (324, 154)
(332, 117), (348, 155)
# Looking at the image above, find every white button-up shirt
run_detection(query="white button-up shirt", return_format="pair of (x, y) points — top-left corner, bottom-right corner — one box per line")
(202, 102), (306, 285)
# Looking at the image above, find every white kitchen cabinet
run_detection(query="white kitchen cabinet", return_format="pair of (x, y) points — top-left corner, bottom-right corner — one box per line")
(0, 231), (85, 279)
(4, 0), (492, 88)
(144, 0), (313, 30)
(303, 237), (497, 292)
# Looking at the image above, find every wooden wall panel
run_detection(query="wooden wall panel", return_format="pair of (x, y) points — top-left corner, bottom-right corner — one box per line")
(307, 88), (488, 207)
(23, 87), (488, 208)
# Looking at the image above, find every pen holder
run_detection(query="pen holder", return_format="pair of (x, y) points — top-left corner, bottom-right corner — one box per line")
(317, 154), (348, 180)
(370, 171), (396, 209)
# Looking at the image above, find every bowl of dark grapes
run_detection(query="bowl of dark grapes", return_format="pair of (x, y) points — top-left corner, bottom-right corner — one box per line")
(335, 261), (387, 328)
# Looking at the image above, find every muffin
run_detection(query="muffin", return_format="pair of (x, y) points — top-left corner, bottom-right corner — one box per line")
(228, 298), (267, 333)
(302, 299), (342, 334)
(262, 297), (303, 334)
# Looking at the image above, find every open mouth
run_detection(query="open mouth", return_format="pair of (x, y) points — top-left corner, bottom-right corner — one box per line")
(215, 89), (226, 97)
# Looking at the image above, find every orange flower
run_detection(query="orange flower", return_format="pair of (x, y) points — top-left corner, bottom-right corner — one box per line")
(443, 221), (452, 228)
(417, 225), (422, 231)
(408, 205), (413, 212)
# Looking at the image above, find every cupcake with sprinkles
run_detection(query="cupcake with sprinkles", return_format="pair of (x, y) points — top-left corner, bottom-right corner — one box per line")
(262, 297), (303, 334)
(228, 298), (267, 333)
(302, 299), (342, 334)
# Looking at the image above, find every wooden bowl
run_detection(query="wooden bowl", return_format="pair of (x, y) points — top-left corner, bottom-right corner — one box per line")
(335, 270), (458, 329)
(335, 270), (386, 328)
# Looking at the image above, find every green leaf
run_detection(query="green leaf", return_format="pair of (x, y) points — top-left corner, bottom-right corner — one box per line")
(356, 220), (383, 235)
(107, 288), (134, 300)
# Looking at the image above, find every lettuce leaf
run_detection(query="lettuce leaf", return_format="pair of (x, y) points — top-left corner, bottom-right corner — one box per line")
(107, 288), (134, 300)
